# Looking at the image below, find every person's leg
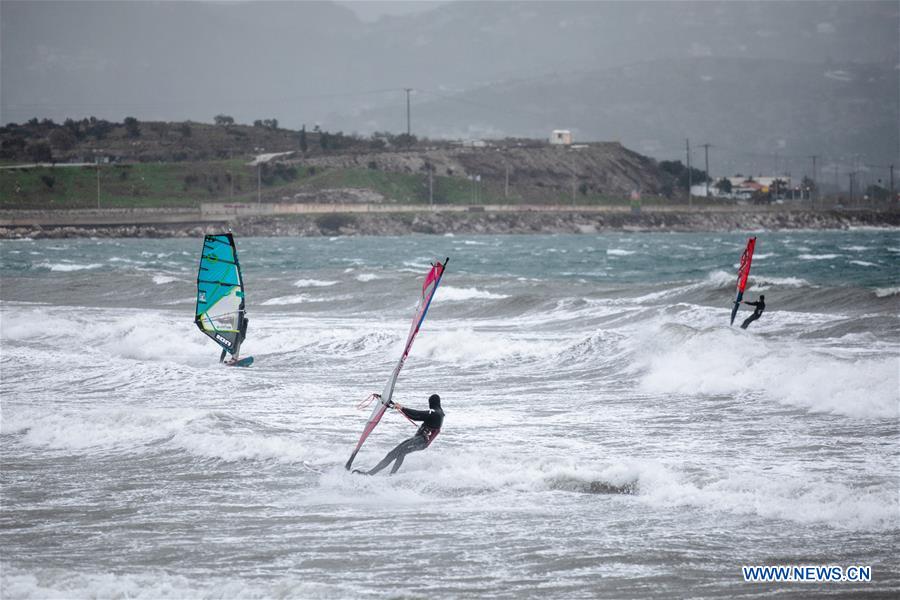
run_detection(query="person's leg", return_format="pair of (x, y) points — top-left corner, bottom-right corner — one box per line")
(368, 438), (416, 475)
(389, 436), (428, 474)
(740, 313), (759, 329)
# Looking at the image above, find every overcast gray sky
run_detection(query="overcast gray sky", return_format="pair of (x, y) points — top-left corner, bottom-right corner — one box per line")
(2, 1), (896, 178)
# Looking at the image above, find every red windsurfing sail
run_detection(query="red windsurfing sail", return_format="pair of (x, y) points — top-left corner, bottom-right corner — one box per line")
(345, 257), (449, 470)
(730, 237), (757, 325)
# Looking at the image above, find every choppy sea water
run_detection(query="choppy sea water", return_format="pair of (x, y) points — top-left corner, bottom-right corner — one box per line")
(1, 231), (898, 599)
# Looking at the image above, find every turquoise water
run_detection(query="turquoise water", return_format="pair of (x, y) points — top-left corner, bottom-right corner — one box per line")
(1, 231), (898, 598)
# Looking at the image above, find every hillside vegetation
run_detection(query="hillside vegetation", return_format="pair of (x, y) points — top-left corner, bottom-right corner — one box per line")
(0, 118), (688, 209)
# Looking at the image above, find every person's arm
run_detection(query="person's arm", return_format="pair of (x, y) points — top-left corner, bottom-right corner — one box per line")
(743, 301), (758, 306)
(397, 406), (431, 421)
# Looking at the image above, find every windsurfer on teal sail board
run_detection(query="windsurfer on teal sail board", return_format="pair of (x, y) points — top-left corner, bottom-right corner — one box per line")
(195, 233), (254, 367)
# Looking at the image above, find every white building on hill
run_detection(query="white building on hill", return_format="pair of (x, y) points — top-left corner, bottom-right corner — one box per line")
(550, 130), (572, 145)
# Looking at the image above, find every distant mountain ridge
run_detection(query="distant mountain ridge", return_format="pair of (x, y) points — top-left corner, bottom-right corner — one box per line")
(2, 0), (896, 181)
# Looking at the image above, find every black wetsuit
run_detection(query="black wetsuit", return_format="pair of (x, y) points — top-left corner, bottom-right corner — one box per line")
(740, 299), (765, 330)
(368, 405), (444, 475)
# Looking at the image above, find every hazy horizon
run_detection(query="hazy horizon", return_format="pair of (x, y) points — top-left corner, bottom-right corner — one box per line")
(2, 0), (897, 182)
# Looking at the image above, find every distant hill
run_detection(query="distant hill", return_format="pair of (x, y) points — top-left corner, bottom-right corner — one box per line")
(343, 57), (899, 181)
(0, 119), (684, 209)
(3, 1), (895, 189)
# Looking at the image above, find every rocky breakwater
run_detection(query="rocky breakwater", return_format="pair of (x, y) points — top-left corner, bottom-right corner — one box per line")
(1, 207), (897, 239)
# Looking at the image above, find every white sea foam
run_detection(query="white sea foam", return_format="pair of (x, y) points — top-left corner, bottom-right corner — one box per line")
(355, 273), (379, 282)
(36, 262), (103, 272)
(636, 326), (898, 419)
(848, 260), (878, 267)
(798, 253), (840, 260)
(749, 275), (809, 287)
(3, 408), (200, 452)
(874, 286), (900, 298)
(633, 464), (898, 532)
(0, 567), (346, 600)
(434, 286), (509, 301)
(261, 294), (310, 306)
(704, 270), (734, 287)
(293, 278), (338, 288)
(152, 274), (179, 285)
(414, 328), (559, 364)
(1, 308), (211, 363)
(840, 245), (871, 252)
(607, 248), (636, 256)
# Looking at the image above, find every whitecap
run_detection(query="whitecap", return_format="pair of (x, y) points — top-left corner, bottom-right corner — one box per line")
(293, 278), (338, 288)
(36, 262), (103, 272)
(798, 253), (840, 261)
(261, 295), (310, 306)
(874, 286), (899, 298)
(433, 286), (509, 301)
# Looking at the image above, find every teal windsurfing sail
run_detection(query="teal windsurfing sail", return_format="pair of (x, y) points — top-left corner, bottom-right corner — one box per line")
(195, 233), (249, 362)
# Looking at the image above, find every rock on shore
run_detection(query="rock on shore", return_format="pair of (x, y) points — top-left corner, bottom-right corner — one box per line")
(1, 209), (897, 239)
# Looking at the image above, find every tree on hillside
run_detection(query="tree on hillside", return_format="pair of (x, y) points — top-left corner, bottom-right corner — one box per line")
(48, 127), (77, 151)
(124, 116), (141, 138)
(214, 114), (235, 126)
(178, 123), (192, 137)
(63, 118), (85, 140)
(866, 183), (890, 202)
(299, 125), (308, 153)
(28, 142), (52, 162)
(659, 159), (708, 190)
(715, 177), (732, 194)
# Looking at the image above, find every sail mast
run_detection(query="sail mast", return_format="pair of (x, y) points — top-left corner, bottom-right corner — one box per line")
(345, 257), (449, 470)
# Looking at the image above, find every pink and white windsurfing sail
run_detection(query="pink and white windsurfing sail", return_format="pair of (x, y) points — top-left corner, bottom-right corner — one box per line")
(345, 257), (449, 470)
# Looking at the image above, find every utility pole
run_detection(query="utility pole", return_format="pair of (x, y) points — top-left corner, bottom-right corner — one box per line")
(809, 155), (818, 206)
(686, 138), (692, 207)
(505, 162), (510, 199)
(890, 164), (895, 203)
(572, 160), (577, 206)
(834, 164), (839, 200)
(404, 88), (413, 142)
(701, 143), (711, 199)
(96, 161), (101, 209)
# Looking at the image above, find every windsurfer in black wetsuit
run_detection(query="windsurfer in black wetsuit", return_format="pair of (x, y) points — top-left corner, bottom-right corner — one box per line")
(740, 294), (765, 330)
(222, 316), (249, 365)
(365, 394), (444, 475)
